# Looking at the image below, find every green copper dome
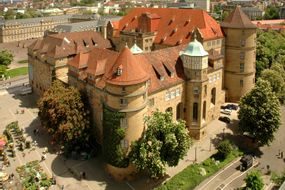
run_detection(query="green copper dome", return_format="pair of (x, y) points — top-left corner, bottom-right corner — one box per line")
(181, 39), (208, 57)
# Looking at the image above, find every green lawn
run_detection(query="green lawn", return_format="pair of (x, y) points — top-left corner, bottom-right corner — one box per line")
(6, 67), (28, 78)
(17, 60), (28, 64)
(155, 150), (243, 190)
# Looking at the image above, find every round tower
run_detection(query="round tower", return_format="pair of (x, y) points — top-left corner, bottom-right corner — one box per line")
(104, 47), (149, 181)
(180, 35), (209, 139)
(221, 6), (257, 102)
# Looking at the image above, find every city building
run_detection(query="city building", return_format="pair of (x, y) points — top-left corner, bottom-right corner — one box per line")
(28, 7), (256, 180)
(241, 6), (263, 20)
(0, 15), (72, 43)
(48, 15), (121, 39)
(28, 31), (111, 95)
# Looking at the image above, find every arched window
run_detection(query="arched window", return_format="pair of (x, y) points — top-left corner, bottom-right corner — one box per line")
(203, 101), (206, 120)
(193, 103), (198, 121)
(176, 103), (182, 120)
(166, 107), (173, 114)
(211, 88), (216, 105)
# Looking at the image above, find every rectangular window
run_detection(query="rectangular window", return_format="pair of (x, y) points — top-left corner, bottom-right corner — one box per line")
(165, 92), (170, 101)
(240, 52), (245, 60)
(240, 63), (244, 73)
(122, 87), (126, 93)
(217, 73), (220, 79)
(175, 88), (181, 97)
(209, 76), (213, 83)
(120, 139), (129, 149)
(193, 87), (199, 94)
(204, 85), (207, 95)
(120, 99), (128, 106)
(240, 39), (245, 47)
(120, 118), (128, 129)
(240, 80), (244, 87)
(171, 91), (176, 99)
(149, 98), (154, 107)
(207, 41), (211, 47)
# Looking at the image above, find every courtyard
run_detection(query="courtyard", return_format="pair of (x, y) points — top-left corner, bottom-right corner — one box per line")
(0, 84), (284, 189)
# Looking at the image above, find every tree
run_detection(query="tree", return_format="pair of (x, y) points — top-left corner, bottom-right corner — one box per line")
(128, 111), (192, 178)
(245, 170), (264, 190)
(260, 69), (285, 103)
(4, 9), (16, 20)
(238, 79), (281, 146)
(38, 80), (91, 151)
(0, 50), (13, 67)
(263, 5), (280, 20)
(271, 169), (285, 186)
(217, 140), (233, 160)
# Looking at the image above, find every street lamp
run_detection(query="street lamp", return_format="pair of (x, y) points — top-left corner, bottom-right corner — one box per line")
(209, 137), (212, 151)
(223, 128), (225, 139)
(194, 147), (198, 162)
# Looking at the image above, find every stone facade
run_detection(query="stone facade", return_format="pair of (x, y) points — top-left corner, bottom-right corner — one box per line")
(29, 7), (256, 181)
(0, 15), (72, 43)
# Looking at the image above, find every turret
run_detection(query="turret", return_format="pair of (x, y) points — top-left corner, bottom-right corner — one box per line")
(180, 35), (209, 139)
(221, 6), (257, 102)
(104, 47), (150, 180)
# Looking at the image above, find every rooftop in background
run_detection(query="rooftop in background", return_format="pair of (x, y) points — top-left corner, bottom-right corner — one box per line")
(0, 15), (72, 26)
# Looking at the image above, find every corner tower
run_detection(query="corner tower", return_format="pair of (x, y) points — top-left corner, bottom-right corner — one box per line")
(180, 35), (209, 139)
(221, 6), (257, 102)
(104, 47), (149, 180)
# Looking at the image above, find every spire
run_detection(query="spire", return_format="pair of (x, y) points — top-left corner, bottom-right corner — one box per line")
(221, 6), (256, 29)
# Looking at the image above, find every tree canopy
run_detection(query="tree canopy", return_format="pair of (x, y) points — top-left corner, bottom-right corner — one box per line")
(256, 30), (285, 78)
(263, 5), (280, 20)
(38, 80), (91, 151)
(0, 50), (13, 67)
(129, 111), (191, 178)
(238, 79), (281, 146)
(244, 170), (264, 190)
(260, 69), (285, 103)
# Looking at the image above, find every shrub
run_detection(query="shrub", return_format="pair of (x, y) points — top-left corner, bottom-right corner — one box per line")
(217, 140), (233, 160)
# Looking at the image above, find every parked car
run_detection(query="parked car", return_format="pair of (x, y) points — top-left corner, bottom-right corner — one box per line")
(218, 116), (231, 123)
(221, 109), (231, 115)
(226, 104), (239, 110)
(240, 155), (253, 171)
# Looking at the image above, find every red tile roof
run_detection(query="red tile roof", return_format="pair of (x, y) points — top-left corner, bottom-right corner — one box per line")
(221, 6), (256, 29)
(105, 47), (150, 86)
(111, 8), (224, 46)
(28, 31), (111, 59)
(68, 44), (187, 93)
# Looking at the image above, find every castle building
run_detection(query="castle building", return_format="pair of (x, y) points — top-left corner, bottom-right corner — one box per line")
(28, 31), (111, 95)
(28, 7), (256, 180)
(221, 7), (257, 102)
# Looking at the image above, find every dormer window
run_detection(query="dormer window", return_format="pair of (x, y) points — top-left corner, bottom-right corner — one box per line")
(116, 67), (122, 76)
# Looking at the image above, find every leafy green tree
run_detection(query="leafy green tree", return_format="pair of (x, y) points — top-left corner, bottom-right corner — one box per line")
(245, 170), (264, 190)
(38, 80), (91, 151)
(217, 140), (233, 160)
(4, 9), (16, 20)
(264, 5), (280, 20)
(260, 69), (285, 103)
(238, 79), (281, 146)
(271, 169), (285, 186)
(129, 111), (192, 178)
(0, 50), (13, 67)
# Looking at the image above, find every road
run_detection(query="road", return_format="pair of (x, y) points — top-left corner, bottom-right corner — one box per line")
(196, 106), (285, 190)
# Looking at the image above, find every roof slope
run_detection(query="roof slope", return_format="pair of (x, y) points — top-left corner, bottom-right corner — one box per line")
(221, 6), (256, 29)
(113, 8), (223, 45)
(28, 31), (111, 59)
(106, 47), (150, 86)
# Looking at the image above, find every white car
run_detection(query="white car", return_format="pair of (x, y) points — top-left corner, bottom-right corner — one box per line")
(221, 109), (231, 115)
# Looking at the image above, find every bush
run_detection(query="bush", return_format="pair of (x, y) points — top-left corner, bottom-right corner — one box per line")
(217, 140), (233, 160)
(245, 170), (264, 190)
